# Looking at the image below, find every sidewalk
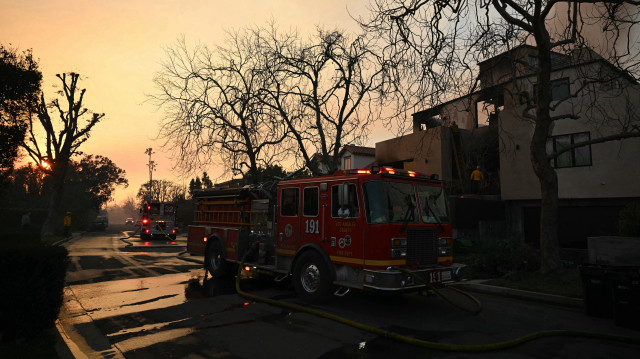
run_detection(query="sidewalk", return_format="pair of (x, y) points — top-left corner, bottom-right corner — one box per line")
(55, 286), (126, 359)
(448, 279), (584, 309)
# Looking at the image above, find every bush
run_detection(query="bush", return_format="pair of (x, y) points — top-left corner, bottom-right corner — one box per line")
(0, 241), (68, 341)
(617, 202), (640, 237)
(462, 239), (539, 279)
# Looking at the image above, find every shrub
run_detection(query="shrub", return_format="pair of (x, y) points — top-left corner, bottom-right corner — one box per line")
(0, 241), (68, 341)
(464, 239), (539, 279)
(617, 202), (640, 237)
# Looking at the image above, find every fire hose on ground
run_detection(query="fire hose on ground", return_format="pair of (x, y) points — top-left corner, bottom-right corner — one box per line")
(232, 254), (640, 352)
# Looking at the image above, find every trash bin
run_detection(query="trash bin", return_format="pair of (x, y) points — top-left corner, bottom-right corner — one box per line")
(610, 268), (640, 330)
(580, 265), (613, 318)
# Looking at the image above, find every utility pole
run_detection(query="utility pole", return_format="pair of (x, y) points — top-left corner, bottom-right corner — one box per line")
(145, 148), (156, 202)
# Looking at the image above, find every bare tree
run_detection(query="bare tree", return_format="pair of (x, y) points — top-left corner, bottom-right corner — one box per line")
(153, 33), (288, 182)
(154, 24), (388, 180)
(259, 27), (385, 175)
(121, 196), (138, 219)
(137, 179), (186, 204)
(22, 72), (103, 237)
(363, 1), (640, 273)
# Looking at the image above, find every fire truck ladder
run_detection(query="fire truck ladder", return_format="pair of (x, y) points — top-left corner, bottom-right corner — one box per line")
(195, 199), (266, 228)
(451, 127), (466, 190)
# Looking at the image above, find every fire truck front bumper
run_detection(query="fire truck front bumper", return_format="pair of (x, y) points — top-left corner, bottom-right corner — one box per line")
(361, 263), (465, 291)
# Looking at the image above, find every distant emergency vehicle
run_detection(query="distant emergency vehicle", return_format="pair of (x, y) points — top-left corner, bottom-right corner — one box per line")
(140, 201), (178, 240)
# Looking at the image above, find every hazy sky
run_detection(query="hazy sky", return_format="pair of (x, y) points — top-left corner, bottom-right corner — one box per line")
(1, 0), (382, 204)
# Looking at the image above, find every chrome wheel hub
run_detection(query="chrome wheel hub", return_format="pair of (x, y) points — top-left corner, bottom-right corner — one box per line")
(301, 264), (320, 293)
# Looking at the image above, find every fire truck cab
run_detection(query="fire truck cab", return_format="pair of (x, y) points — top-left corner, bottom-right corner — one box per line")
(187, 167), (463, 303)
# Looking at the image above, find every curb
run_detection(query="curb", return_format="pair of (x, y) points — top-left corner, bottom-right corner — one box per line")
(56, 286), (126, 359)
(55, 319), (84, 359)
(52, 231), (83, 246)
(449, 280), (584, 309)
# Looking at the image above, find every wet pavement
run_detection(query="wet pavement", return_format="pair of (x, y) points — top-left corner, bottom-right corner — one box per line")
(58, 270), (367, 358)
(57, 230), (640, 358)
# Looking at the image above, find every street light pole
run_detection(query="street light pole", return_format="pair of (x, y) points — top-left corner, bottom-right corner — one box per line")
(145, 148), (156, 202)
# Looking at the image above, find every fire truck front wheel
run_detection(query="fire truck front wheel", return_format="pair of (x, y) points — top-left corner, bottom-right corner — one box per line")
(293, 251), (333, 304)
(205, 240), (229, 278)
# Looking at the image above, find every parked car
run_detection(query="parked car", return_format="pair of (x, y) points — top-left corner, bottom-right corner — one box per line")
(125, 218), (135, 225)
(91, 215), (108, 231)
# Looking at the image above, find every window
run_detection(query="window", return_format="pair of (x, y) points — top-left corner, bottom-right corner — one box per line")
(343, 156), (352, 170)
(546, 132), (591, 168)
(362, 181), (418, 224)
(331, 184), (360, 218)
(534, 77), (570, 103)
(280, 188), (299, 216)
(417, 185), (450, 224)
(303, 187), (319, 216)
(476, 92), (504, 127)
(551, 78), (570, 101)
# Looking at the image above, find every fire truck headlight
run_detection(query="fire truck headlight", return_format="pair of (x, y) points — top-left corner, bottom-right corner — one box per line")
(391, 238), (407, 247)
(438, 247), (452, 256)
(390, 238), (407, 259)
(438, 237), (452, 246)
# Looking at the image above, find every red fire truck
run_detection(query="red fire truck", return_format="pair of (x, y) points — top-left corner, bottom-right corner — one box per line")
(187, 167), (463, 303)
(140, 201), (178, 240)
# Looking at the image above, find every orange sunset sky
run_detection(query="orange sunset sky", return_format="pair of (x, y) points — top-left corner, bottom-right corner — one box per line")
(1, 0), (391, 204)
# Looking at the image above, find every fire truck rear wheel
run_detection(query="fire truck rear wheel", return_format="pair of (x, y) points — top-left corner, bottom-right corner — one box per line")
(205, 240), (229, 278)
(293, 251), (333, 304)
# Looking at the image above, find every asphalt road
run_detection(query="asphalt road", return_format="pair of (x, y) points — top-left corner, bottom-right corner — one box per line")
(57, 225), (640, 358)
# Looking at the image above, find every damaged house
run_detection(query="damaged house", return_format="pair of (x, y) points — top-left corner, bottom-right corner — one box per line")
(376, 44), (640, 247)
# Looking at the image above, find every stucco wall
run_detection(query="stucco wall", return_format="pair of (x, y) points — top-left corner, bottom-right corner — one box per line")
(375, 127), (447, 178)
(499, 62), (640, 200)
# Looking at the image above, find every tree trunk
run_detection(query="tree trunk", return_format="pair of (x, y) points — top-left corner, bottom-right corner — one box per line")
(537, 162), (562, 273)
(40, 171), (64, 238)
(531, 30), (563, 274)
(40, 164), (68, 238)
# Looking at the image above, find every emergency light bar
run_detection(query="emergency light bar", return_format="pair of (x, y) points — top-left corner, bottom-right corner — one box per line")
(345, 167), (434, 180)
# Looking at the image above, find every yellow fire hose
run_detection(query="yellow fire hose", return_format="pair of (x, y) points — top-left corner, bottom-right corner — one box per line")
(233, 256), (640, 352)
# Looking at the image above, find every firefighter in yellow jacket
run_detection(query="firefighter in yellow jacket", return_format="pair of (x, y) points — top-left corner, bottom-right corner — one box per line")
(470, 166), (484, 194)
(64, 212), (72, 237)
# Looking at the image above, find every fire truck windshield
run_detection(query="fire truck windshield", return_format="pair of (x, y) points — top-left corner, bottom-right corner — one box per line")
(363, 181), (419, 224)
(417, 184), (450, 224)
(147, 203), (161, 215)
